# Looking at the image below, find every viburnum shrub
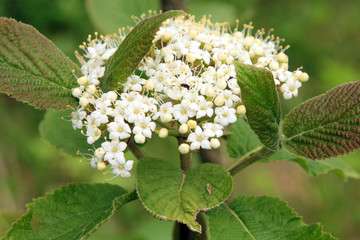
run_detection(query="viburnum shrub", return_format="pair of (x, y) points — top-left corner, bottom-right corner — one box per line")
(1, 10), (359, 239)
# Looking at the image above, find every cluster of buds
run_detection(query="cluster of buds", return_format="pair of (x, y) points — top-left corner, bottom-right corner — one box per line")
(71, 13), (308, 179)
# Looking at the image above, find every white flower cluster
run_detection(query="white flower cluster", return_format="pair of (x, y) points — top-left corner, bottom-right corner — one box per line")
(71, 14), (308, 179)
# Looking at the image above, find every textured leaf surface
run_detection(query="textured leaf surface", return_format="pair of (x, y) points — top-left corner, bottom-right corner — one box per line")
(3, 183), (135, 240)
(101, 10), (184, 92)
(206, 196), (337, 240)
(39, 110), (90, 156)
(226, 117), (359, 180)
(0, 17), (81, 110)
(262, 149), (360, 181)
(227, 118), (262, 158)
(235, 62), (281, 150)
(283, 81), (360, 159)
(86, 0), (160, 34)
(136, 158), (233, 233)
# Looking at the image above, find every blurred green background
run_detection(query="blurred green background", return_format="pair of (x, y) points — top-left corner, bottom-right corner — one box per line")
(0, 0), (360, 239)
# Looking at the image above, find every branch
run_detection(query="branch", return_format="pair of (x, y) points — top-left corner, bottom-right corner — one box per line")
(227, 147), (275, 175)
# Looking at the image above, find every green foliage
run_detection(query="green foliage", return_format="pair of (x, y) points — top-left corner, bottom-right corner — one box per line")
(39, 110), (90, 156)
(227, 118), (360, 180)
(136, 157), (233, 233)
(206, 196), (337, 240)
(227, 118), (262, 158)
(0, 17), (81, 110)
(3, 183), (135, 240)
(263, 150), (360, 181)
(100, 10), (184, 92)
(283, 81), (360, 159)
(85, 0), (160, 34)
(235, 62), (281, 150)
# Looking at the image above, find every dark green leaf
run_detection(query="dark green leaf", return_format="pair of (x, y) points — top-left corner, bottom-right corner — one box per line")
(206, 196), (337, 240)
(3, 183), (136, 240)
(39, 110), (90, 156)
(235, 62), (281, 150)
(86, 0), (160, 34)
(227, 118), (262, 158)
(0, 17), (81, 110)
(283, 81), (360, 159)
(136, 157), (233, 233)
(262, 150), (360, 181)
(100, 10), (184, 92)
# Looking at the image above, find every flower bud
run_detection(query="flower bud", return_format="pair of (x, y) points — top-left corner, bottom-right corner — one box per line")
(210, 138), (221, 149)
(277, 52), (288, 62)
(205, 87), (215, 97)
(162, 31), (172, 41)
(97, 161), (107, 171)
(236, 105), (246, 115)
(178, 143), (190, 154)
(72, 88), (82, 98)
(95, 147), (105, 159)
(234, 31), (243, 39)
(243, 36), (254, 47)
(214, 96), (225, 106)
(186, 53), (196, 63)
(159, 128), (168, 138)
(216, 80), (227, 89)
(77, 76), (88, 86)
(269, 61), (279, 71)
(187, 120), (197, 129)
(299, 73), (309, 82)
(204, 43), (212, 52)
(189, 29), (198, 39)
(106, 91), (117, 102)
(179, 124), (189, 134)
(145, 79), (155, 90)
(86, 85), (97, 95)
(217, 51), (227, 61)
(79, 97), (89, 107)
(161, 113), (172, 123)
(254, 47), (264, 56)
(134, 133), (146, 144)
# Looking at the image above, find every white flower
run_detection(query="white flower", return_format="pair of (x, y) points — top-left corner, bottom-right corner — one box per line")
(112, 159), (134, 178)
(71, 109), (86, 129)
(214, 106), (237, 126)
(281, 76), (302, 99)
(132, 117), (156, 138)
(203, 123), (224, 138)
(102, 140), (127, 163)
(188, 126), (211, 150)
(107, 117), (132, 140)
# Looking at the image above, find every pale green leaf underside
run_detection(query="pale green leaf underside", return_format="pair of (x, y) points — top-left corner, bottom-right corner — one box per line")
(234, 62), (281, 150)
(0, 17), (81, 110)
(283, 80), (360, 159)
(206, 196), (337, 240)
(227, 118), (262, 158)
(39, 110), (90, 156)
(100, 10), (184, 92)
(136, 158), (233, 233)
(226, 117), (360, 180)
(3, 183), (134, 240)
(85, 0), (160, 34)
(262, 149), (360, 181)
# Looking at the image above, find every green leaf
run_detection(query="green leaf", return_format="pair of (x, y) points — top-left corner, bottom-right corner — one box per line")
(262, 150), (360, 181)
(3, 183), (136, 240)
(227, 118), (262, 158)
(39, 110), (90, 156)
(0, 17), (81, 110)
(136, 158), (233, 233)
(100, 10), (184, 92)
(85, 0), (160, 34)
(206, 196), (337, 240)
(283, 80), (360, 159)
(234, 62), (281, 151)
